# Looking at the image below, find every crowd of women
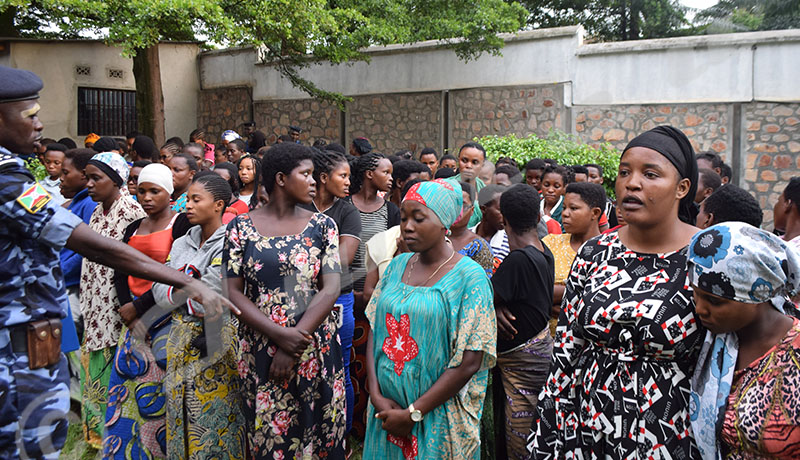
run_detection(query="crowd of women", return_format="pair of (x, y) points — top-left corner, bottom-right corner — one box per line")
(40, 122), (800, 460)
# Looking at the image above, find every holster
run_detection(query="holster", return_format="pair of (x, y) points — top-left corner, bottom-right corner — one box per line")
(27, 318), (62, 370)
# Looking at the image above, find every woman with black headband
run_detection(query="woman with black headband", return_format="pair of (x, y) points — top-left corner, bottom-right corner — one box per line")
(528, 126), (704, 459)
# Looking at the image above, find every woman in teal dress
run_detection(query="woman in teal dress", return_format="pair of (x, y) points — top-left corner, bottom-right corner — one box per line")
(364, 179), (496, 459)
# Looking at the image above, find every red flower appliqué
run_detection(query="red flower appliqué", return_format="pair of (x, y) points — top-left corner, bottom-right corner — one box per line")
(388, 434), (418, 460)
(382, 313), (418, 376)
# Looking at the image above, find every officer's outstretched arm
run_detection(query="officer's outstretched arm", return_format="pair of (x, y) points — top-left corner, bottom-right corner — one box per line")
(65, 222), (240, 318)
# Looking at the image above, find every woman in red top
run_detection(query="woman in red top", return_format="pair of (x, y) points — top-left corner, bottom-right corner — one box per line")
(105, 163), (192, 459)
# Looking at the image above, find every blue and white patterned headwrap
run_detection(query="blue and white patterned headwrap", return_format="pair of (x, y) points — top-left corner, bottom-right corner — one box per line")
(221, 130), (240, 142)
(687, 221), (800, 460)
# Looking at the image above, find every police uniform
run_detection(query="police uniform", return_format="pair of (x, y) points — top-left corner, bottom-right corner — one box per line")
(0, 67), (83, 459)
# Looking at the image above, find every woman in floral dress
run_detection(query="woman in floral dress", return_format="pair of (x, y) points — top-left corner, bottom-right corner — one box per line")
(223, 143), (345, 459)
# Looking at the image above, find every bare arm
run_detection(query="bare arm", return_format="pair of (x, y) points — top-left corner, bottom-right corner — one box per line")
(294, 272), (341, 335)
(66, 223), (238, 317)
(340, 235), (359, 266)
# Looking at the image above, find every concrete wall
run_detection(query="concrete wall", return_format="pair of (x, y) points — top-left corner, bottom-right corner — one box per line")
(6, 40), (199, 144)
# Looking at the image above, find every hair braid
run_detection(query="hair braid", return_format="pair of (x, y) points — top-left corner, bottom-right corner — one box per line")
(312, 149), (348, 183)
(237, 155), (262, 210)
(349, 152), (384, 195)
(193, 171), (233, 209)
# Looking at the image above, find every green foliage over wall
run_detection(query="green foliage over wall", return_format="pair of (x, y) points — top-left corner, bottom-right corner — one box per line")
(476, 130), (621, 198)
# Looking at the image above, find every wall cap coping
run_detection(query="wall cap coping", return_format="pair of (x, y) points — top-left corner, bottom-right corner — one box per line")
(576, 28), (800, 56)
(199, 26), (583, 60)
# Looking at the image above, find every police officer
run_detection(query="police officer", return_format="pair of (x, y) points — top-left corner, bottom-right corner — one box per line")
(0, 65), (237, 459)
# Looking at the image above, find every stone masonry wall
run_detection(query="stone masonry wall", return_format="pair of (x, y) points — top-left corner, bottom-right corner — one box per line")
(346, 92), (441, 155)
(196, 86), (252, 144)
(449, 84), (567, 150)
(742, 102), (800, 226)
(573, 104), (733, 157)
(254, 99), (341, 145)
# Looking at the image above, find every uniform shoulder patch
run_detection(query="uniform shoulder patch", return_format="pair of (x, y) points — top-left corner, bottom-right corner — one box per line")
(210, 257), (222, 266)
(17, 182), (51, 213)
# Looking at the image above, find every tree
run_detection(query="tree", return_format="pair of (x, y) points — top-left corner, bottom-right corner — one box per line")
(0, 0), (528, 141)
(517, 0), (692, 41)
(697, 0), (800, 33)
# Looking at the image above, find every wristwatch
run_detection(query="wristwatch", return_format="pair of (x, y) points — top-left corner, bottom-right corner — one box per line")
(408, 403), (423, 422)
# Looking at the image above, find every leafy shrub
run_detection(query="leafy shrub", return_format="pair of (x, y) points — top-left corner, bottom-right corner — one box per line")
(25, 157), (48, 182)
(476, 130), (621, 198)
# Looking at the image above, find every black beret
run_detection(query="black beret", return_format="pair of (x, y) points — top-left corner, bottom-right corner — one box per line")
(289, 125), (302, 133)
(0, 65), (43, 103)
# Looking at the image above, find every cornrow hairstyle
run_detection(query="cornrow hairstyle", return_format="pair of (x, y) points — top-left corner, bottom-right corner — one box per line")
(459, 141), (486, 159)
(166, 136), (184, 148)
(237, 155), (262, 210)
(495, 164), (523, 184)
(160, 141), (182, 156)
(312, 148), (349, 183)
(349, 152), (385, 195)
(703, 184), (763, 228)
(261, 143), (315, 194)
(543, 165), (573, 185)
(64, 148), (96, 171)
(213, 162), (240, 196)
(189, 128), (205, 143)
(173, 153), (199, 171)
(565, 182), (607, 211)
(584, 163), (603, 176)
(193, 171), (233, 209)
(500, 184), (541, 233)
(525, 159), (546, 172)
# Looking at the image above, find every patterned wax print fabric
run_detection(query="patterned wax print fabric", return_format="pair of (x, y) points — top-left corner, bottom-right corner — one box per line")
(103, 322), (169, 459)
(457, 236), (495, 278)
(166, 312), (245, 460)
(527, 230), (704, 459)
(542, 232), (577, 285)
(719, 318), (800, 459)
(223, 213), (345, 459)
(80, 195), (145, 446)
(686, 222), (800, 460)
(363, 253), (496, 459)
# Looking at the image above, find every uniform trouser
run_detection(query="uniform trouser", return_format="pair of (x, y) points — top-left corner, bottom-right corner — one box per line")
(335, 292), (355, 434)
(0, 328), (69, 460)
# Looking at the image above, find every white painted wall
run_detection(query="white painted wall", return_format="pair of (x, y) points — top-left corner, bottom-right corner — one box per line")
(199, 27), (800, 105)
(200, 27), (581, 101)
(7, 40), (200, 145)
(9, 41), (136, 142)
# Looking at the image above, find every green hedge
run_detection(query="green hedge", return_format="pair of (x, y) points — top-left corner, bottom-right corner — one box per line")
(476, 130), (621, 198)
(25, 157), (48, 182)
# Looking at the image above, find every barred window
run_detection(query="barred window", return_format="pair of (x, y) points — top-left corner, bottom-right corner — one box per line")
(77, 87), (137, 136)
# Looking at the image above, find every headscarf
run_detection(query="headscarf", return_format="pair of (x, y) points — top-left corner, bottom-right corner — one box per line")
(403, 179), (463, 230)
(687, 221), (800, 460)
(87, 152), (129, 187)
(221, 130), (240, 142)
(84, 133), (100, 146)
(137, 163), (174, 195)
(623, 125), (698, 224)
